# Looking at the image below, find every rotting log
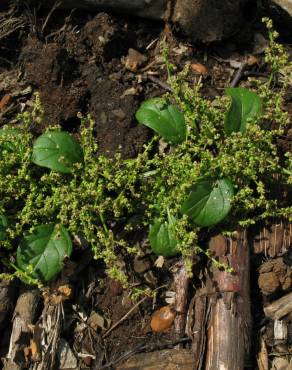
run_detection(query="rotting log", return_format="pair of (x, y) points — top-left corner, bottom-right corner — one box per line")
(187, 231), (251, 370)
(35, 0), (248, 43)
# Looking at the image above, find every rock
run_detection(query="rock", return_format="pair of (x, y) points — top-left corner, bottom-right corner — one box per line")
(191, 63), (208, 75)
(133, 257), (150, 274)
(267, 0), (292, 40)
(272, 0), (292, 17)
(122, 48), (147, 72)
(39, 0), (248, 43)
(150, 306), (176, 332)
(87, 311), (111, 331)
(172, 0), (248, 42)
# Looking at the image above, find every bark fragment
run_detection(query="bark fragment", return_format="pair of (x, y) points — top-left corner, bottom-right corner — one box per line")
(3, 289), (40, 370)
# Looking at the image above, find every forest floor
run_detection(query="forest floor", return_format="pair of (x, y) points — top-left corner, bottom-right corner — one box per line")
(0, 3), (291, 370)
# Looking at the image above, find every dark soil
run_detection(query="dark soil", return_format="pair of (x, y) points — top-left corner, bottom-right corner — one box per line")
(0, 2), (291, 370)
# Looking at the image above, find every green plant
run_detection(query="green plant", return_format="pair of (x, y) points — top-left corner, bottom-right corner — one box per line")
(0, 20), (290, 285)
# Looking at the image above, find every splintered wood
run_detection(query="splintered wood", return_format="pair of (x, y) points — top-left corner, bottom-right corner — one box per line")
(205, 232), (251, 370)
(3, 289), (40, 370)
(185, 232), (251, 370)
(253, 221), (292, 257)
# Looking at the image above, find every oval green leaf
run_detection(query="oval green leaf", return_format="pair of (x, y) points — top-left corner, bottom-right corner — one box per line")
(136, 98), (186, 145)
(0, 214), (8, 241)
(32, 131), (84, 173)
(181, 178), (234, 227)
(149, 212), (180, 257)
(16, 224), (72, 282)
(224, 87), (262, 135)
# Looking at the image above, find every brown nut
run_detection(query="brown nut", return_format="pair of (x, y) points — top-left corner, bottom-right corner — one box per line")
(150, 305), (176, 332)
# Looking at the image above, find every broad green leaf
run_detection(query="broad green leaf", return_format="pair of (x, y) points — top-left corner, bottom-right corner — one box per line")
(149, 211), (180, 257)
(32, 131), (83, 173)
(16, 224), (72, 282)
(0, 214), (8, 241)
(181, 178), (234, 227)
(136, 98), (186, 145)
(224, 88), (262, 135)
(0, 128), (22, 152)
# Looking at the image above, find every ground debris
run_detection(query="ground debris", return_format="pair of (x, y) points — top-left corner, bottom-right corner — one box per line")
(57, 338), (78, 370)
(116, 348), (194, 370)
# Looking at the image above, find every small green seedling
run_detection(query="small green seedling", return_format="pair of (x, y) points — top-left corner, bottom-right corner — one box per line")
(137, 87), (261, 256)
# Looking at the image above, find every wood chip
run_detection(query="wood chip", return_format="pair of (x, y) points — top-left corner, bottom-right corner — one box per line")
(0, 94), (12, 111)
(247, 55), (259, 66)
(257, 337), (269, 370)
(264, 292), (292, 320)
(122, 48), (147, 72)
(274, 319), (288, 341)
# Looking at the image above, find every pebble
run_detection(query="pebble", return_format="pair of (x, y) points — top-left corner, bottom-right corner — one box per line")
(191, 63), (208, 75)
(150, 306), (176, 332)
